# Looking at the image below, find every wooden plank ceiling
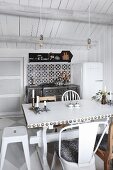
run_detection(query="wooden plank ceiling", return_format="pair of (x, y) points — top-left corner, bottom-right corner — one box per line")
(0, 0), (113, 49)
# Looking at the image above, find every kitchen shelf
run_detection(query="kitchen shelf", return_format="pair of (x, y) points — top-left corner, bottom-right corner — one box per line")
(29, 51), (73, 63)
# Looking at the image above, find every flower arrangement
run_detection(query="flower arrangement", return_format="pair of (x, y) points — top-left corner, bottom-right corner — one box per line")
(97, 90), (110, 97)
(92, 90), (110, 104)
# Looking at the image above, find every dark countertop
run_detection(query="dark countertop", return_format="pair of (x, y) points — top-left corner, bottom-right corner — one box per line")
(27, 84), (79, 89)
(43, 84), (79, 90)
(26, 85), (42, 89)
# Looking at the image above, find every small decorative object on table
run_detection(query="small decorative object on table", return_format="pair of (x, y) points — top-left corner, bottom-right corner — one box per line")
(32, 89), (35, 109)
(34, 107), (41, 114)
(43, 106), (50, 112)
(75, 101), (80, 108)
(43, 101), (47, 111)
(43, 101), (50, 112)
(67, 101), (80, 108)
(36, 96), (39, 108)
(33, 96), (40, 113)
(92, 90), (110, 105)
(101, 94), (107, 104)
(30, 100), (50, 114)
(32, 98), (35, 109)
(67, 102), (75, 108)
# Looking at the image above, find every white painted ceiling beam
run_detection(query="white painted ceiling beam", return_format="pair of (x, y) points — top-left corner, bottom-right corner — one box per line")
(0, 2), (113, 25)
(0, 35), (97, 47)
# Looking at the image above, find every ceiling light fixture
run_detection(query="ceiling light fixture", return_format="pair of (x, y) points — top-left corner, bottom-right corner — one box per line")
(87, 0), (91, 50)
(39, 0), (43, 48)
(39, 34), (43, 48)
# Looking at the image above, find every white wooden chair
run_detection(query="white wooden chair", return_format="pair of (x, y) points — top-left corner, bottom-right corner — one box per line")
(62, 90), (80, 101)
(51, 121), (108, 170)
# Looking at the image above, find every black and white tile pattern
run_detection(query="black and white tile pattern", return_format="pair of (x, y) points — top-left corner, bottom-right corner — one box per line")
(27, 63), (71, 85)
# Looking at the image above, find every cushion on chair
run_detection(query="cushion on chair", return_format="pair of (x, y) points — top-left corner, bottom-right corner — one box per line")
(96, 133), (108, 151)
(55, 139), (78, 163)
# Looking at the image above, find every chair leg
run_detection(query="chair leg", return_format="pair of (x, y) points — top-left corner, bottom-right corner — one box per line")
(22, 138), (31, 170)
(51, 152), (57, 170)
(0, 140), (8, 170)
(111, 159), (113, 167)
(104, 158), (110, 170)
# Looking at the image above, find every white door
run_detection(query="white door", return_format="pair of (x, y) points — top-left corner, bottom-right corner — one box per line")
(0, 58), (24, 116)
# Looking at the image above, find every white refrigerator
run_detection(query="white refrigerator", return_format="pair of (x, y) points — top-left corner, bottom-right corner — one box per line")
(71, 62), (103, 99)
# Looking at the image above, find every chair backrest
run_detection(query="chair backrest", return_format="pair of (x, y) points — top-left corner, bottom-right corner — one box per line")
(62, 90), (80, 101)
(39, 96), (56, 102)
(95, 122), (113, 170)
(58, 121), (108, 166)
(107, 122), (113, 158)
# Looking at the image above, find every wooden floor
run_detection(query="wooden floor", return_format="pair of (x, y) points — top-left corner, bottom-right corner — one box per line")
(0, 116), (111, 170)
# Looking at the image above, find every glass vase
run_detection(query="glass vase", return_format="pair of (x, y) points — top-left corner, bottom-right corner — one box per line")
(101, 94), (107, 104)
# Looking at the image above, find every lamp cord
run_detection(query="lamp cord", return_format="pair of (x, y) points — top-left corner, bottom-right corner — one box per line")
(88, 0), (91, 38)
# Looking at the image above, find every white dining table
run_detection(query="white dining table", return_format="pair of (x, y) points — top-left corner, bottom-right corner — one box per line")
(22, 99), (113, 170)
(22, 99), (113, 128)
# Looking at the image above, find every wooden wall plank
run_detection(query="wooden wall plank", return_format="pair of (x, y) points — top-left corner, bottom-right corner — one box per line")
(51, 0), (61, 9)
(43, 20), (54, 37)
(29, 0), (42, 7)
(65, 0), (75, 10)
(0, 42), (7, 48)
(99, 0), (113, 13)
(72, 0), (83, 11)
(43, 0), (52, 8)
(6, 16), (19, 36)
(49, 20), (61, 38)
(78, 0), (90, 11)
(20, 0), (28, 6)
(74, 23), (86, 40)
(3, 0), (19, 4)
(107, 2), (113, 14)
(90, 0), (100, 12)
(0, 15), (7, 35)
(59, 0), (69, 9)
(94, 0), (107, 13)
(56, 21), (77, 39)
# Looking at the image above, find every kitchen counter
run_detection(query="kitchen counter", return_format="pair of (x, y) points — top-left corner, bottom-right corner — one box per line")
(26, 84), (80, 103)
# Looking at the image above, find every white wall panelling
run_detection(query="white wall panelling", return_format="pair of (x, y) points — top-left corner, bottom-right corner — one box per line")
(0, 57), (24, 116)
(99, 26), (113, 92)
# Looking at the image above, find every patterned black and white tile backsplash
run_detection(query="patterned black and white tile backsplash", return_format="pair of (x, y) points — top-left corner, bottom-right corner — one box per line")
(27, 63), (71, 85)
